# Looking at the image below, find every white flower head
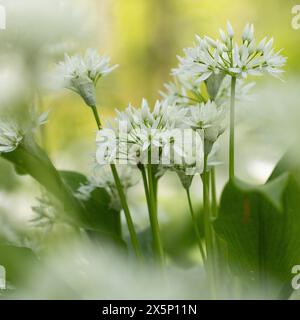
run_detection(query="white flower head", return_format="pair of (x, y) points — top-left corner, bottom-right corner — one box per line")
(95, 164), (140, 189)
(104, 100), (188, 164)
(0, 121), (23, 153)
(188, 101), (227, 144)
(75, 183), (96, 202)
(174, 22), (286, 82)
(58, 49), (118, 107)
(215, 77), (256, 105)
(0, 110), (49, 154)
(76, 165), (140, 210)
(160, 73), (205, 107)
(165, 130), (204, 176)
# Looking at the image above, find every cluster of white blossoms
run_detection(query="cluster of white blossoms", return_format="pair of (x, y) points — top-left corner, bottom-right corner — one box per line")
(56, 48), (229, 178)
(58, 49), (118, 107)
(0, 121), (23, 154)
(160, 73), (207, 107)
(58, 21), (286, 191)
(0, 111), (49, 154)
(95, 97), (228, 177)
(188, 101), (226, 147)
(161, 73), (254, 108)
(75, 164), (140, 210)
(96, 99), (207, 173)
(173, 22), (286, 81)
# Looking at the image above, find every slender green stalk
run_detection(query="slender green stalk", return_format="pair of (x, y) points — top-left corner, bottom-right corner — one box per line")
(229, 76), (236, 180)
(147, 162), (164, 265)
(210, 167), (218, 219)
(203, 154), (213, 258)
(203, 153), (216, 298)
(186, 188), (206, 262)
(141, 164), (164, 264)
(153, 172), (158, 212)
(91, 105), (102, 130)
(110, 163), (142, 260)
(140, 165), (151, 213)
(90, 105), (142, 260)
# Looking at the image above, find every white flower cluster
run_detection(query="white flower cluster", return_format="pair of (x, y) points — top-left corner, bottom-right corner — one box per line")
(58, 49), (118, 107)
(0, 121), (23, 153)
(160, 73), (207, 107)
(188, 101), (226, 145)
(161, 73), (255, 108)
(173, 22), (286, 81)
(0, 111), (49, 154)
(96, 99), (206, 171)
(95, 97), (228, 178)
(75, 165), (140, 210)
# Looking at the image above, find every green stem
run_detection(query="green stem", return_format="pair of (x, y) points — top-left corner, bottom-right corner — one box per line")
(186, 189), (206, 262)
(110, 164), (143, 260)
(210, 167), (218, 219)
(229, 76), (236, 180)
(153, 173), (158, 212)
(91, 105), (102, 130)
(203, 153), (216, 298)
(140, 165), (151, 213)
(141, 164), (163, 264)
(147, 163), (164, 265)
(90, 105), (142, 260)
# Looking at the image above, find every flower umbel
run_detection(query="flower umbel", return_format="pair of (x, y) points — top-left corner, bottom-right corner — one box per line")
(188, 101), (227, 146)
(75, 165), (140, 211)
(96, 99), (189, 166)
(0, 121), (23, 153)
(173, 22), (286, 81)
(0, 111), (49, 154)
(58, 49), (118, 107)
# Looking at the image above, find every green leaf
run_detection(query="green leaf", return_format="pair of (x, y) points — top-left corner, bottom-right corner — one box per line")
(2, 135), (83, 225)
(0, 245), (37, 287)
(214, 173), (300, 299)
(2, 136), (63, 197)
(1, 137), (122, 242)
(269, 148), (300, 185)
(60, 171), (122, 241)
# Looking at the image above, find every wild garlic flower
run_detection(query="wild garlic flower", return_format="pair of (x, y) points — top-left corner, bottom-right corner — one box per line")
(58, 49), (118, 107)
(173, 22), (286, 81)
(160, 74), (205, 107)
(74, 183), (96, 202)
(96, 99), (188, 166)
(94, 164), (140, 191)
(0, 121), (23, 153)
(215, 78), (255, 105)
(75, 165), (140, 210)
(164, 133), (204, 188)
(0, 111), (49, 154)
(188, 101), (227, 152)
(31, 196), (58, 231)
(167, 140), (220, 189)
(161, 73), (254, 108)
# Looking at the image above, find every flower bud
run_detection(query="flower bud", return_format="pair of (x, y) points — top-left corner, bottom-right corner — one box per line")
(227, 21), (234, 38)
(72, 76), (97, 108)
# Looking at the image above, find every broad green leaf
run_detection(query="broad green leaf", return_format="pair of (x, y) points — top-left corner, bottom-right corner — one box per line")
(0, 245), (37, 287)
(214, 173), (300, 299)
(269, 148), (300, 185)
(2, 135), (83, 225)
(60, 171), (122, 241)
(1, 136), (122, 241)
